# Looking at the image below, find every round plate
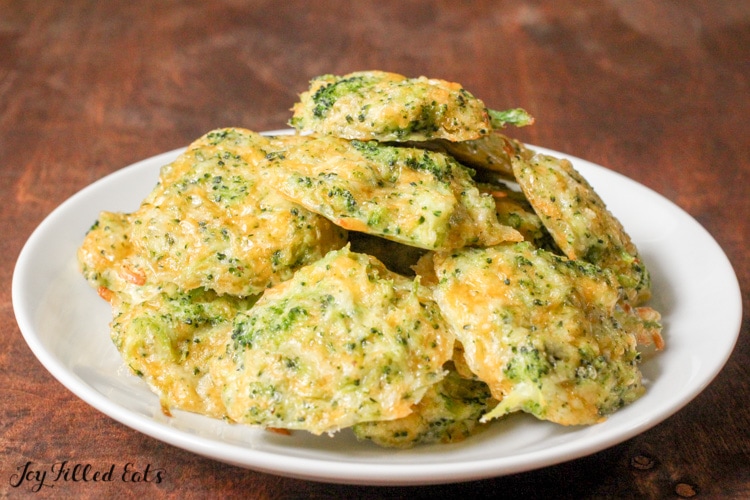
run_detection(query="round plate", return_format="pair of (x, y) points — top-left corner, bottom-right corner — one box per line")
(12, 138), (742, 486)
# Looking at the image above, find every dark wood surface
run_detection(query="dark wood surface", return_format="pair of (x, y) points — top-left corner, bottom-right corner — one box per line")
(2, 1), (748, 497)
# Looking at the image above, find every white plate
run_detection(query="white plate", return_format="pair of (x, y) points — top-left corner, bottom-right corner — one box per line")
(12, 139), (742, 486)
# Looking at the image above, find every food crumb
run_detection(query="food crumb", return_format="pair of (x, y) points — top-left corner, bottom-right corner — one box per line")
(630, 454), (655, 470)
(675, 482), (698, 497)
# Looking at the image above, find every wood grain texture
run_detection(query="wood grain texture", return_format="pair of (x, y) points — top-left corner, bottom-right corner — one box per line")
(1, 0), (748, 497)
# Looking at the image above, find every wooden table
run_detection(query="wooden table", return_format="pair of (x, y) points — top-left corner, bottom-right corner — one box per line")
(2, 1), (748, 497)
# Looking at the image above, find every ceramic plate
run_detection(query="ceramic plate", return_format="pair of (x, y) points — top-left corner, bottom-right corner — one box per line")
(13, 137), (742, 485)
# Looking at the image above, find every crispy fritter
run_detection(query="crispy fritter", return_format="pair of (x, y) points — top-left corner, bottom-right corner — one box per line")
(79, 128), (348, 300)
(214, 246), (454, 435)
(290, 71), (494, 142)
(433, 242), (646, 426)
(405, 133), (533, 181)
(512, 152), (651, 305)
(352, 367), (497, 448)
(78, 210), (155, 305)
(110, 285), (256, 418)
(477, 181), (559, 251)
(261, 134), (522, 251)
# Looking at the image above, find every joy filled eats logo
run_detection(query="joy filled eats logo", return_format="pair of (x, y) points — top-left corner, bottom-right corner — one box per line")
(9, 461), (165, 492)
